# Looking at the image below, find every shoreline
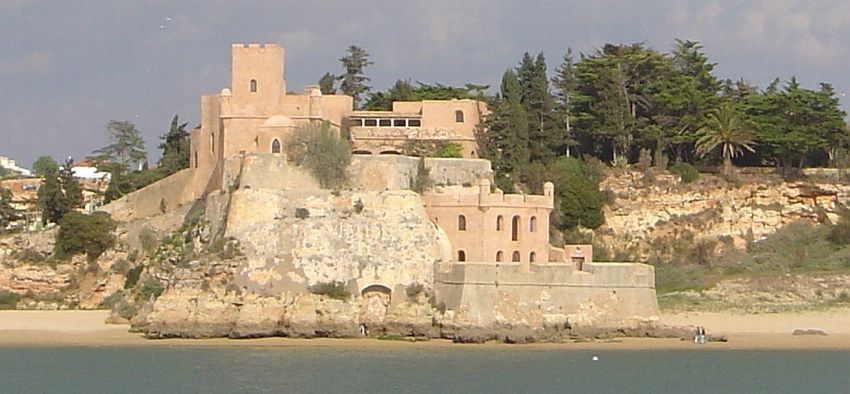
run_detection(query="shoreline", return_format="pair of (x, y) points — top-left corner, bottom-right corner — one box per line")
(3, 310), (850, 350)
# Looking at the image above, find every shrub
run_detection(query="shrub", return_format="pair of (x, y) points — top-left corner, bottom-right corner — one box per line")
(287, 121), (351, 189)
(828, 214), (850, 245)
(353, 199), (364, 214)
(98, 291), (124, 309)
(550, 157), (606, 229)
(139, 227), (158, 252)
(295, 208), (310, 219)
(54, 211), (117, 261)
(308, 281), (350, 300)
(411, 157), (433, 194)
(405, 283), (424, 300)
(137, 276), (165, 302)
(433, 142), (463, 158)
(124, 265), (143, 289)
(0, 290), (20, 309)
(669, 161), (699, 184)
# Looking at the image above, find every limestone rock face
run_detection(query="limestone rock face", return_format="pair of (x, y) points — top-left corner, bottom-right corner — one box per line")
(222, 188), (450, 297)
(136, 185), (451, 338)
(598, 171), (850, 257)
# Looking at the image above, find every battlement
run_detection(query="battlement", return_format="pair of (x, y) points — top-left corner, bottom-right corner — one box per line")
(424, 180), (554, 209)
(232, 43), (281, 51)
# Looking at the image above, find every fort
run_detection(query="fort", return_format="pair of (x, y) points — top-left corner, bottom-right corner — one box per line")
(100, 43), (659, 337)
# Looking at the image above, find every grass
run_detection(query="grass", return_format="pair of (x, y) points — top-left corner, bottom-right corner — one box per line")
(654, 219), (850, 311)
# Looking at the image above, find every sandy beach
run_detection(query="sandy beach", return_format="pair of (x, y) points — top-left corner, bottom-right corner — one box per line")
(2, 309), (850, 349)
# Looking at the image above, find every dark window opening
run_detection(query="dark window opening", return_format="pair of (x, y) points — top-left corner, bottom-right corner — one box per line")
(529, 252), (536, 263)
(511, 216), (520, 241)
(250, 79), (257, 92)
(408, 119), (421, 127)
(379, 119), (391, 127)
(496, 215), (503, 231)
(364, 119), (378, 127)
(272, 139), (281, 154)
(393, 119), (406, 127)
(458, 250), (466, 262)
(458, 215), (467, 231)
(496, 251), (503, 262)
(455, 110), (464, 123)
(512, 251), (520, 262)
(529, 216), (537, 232)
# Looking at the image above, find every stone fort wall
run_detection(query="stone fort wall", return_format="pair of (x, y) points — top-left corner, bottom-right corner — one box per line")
(435, 262), (659, 328)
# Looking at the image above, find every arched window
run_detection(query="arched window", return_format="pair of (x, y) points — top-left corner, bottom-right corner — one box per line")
(250, 79), (257, 92)
(210, 132), (215, 154)
(496, 251), (503, 262)
(458, 250), (466, 262)
(458, 215), (467, 231)
(529, 251), (536, 263)
(193, 151), (198, 168)
(455, 110), (464, 123)
(512, 251), (520, 262)
(529, 216), (537, 232)
(511, 215), (520, 241)
(271, 139), (281, 154)
(496, 215), (503, 231)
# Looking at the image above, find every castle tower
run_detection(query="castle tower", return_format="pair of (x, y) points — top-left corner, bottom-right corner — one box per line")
(230, 43), (285, 116)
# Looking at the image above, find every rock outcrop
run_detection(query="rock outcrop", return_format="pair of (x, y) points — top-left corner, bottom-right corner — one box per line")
(598, 171), (850, 256)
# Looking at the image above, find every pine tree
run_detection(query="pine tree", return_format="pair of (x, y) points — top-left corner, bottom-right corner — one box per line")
(552, 49), (578, 157)
(319, 72), (336, 95)
(337, 46), (373, 109)
(517, 53), (559, 162)
(91, 120), (147, 171)
(157, 115), (190, 176)
(483, 70), (530, 176)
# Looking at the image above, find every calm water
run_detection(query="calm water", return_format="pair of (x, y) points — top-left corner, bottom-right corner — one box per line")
(0, 346), (848, 393)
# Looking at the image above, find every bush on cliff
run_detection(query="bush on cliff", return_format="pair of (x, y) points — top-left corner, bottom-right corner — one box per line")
(669, 161), (699, 183)
(0, 290), (21, 309)
(308, 281), (350, 300)
(54, 211), (117, 261)
(287, 121), (351, 189)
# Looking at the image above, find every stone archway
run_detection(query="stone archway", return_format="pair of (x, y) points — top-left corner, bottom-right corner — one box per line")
(359, 284), (392, 329)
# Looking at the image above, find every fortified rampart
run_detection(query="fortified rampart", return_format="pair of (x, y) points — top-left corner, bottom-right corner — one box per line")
(100, 168), (198, 221)
(349, 155), (492, 191)
(435, 262), (658, 328)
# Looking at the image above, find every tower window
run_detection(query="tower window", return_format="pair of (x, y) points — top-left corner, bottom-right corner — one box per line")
(272, 139), (281, 154)
(455, 110), (464, 123)
(511, 215), (520, 241)
(458, 215), (467, 231)
(512, 251), (520, 262)
(250, 79), (257, 92)
(496, 215), (503, 231)
(496, 251), (503, 262)
(458, 250), (466, 262)
(529, 251), (536, 263)
(529, 216), (537, 232)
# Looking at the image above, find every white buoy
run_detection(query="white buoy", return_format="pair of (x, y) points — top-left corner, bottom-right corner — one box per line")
(592, 355), (599, 361)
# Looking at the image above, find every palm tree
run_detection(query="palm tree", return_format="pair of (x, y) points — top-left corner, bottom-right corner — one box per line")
(695, 102), (756, 176)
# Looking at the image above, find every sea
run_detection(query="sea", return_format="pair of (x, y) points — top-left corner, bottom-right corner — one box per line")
(0, 346), (848, 393)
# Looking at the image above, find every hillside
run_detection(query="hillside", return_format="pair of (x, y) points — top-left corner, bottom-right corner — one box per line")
(596, 169), (850, 312)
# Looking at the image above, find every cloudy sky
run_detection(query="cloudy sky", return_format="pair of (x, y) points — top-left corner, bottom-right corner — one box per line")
(2, 0), (849, 168)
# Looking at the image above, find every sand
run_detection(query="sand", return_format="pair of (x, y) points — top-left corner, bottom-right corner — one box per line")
(2, 309), (850, 349)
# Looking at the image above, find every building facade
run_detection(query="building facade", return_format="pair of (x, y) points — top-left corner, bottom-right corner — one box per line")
(189, 43), (486, 197)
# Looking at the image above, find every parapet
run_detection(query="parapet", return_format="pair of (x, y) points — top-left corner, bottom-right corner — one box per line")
(425, 179), (554, 209)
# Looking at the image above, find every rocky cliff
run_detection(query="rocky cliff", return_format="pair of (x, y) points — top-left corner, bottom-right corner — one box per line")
(597, 170), (850, 258)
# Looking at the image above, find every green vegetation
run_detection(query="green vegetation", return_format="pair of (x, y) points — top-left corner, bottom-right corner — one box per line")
(308, 281), (350, 300)
(0, 187), (20, 230)
(336, 45), (372, 109)
(411, 157), (433, 194)
(652, 220), (850, 296)
(54, 211), (117, 261)
(156, 115), (191, 176)
(137, 276), (165, 302)
(0, 290), (21, 309)
(287, 122), (351, 189)
(669, 161), (699, 183)
(405, 282), (424, 300)
(37, 158), (83, 225)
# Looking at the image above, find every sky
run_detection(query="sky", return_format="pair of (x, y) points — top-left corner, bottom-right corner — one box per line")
(2, 0), (849, 168)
